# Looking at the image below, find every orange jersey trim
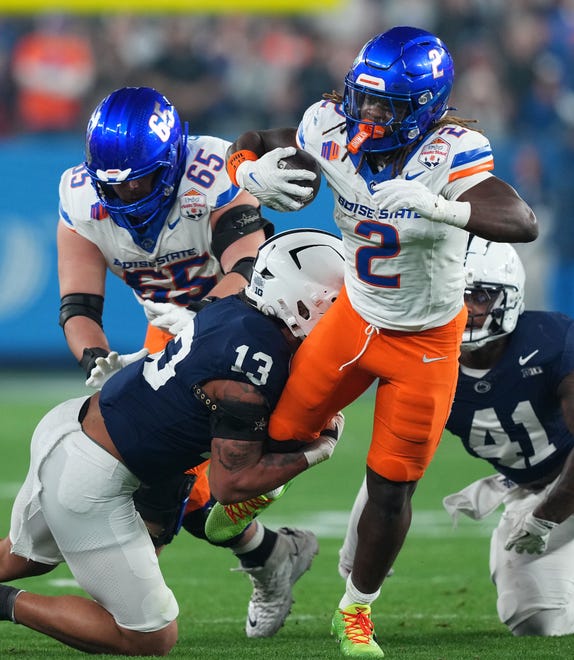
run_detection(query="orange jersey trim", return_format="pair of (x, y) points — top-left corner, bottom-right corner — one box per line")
(448, 159), (494, 182)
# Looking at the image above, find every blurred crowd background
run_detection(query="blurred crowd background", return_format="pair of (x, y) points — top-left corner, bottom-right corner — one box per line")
(1, 0), (574, 363)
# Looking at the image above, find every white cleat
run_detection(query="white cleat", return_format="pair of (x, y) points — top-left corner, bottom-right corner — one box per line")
(242, 527), (318, 638)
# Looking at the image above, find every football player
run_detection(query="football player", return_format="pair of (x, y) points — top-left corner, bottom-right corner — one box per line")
(224, 26), (538, 656)
(0, 229), (345, 655)
(339, 236), (574, 637)
(447, 237), (574, 636)
(57, 86), (306, 637)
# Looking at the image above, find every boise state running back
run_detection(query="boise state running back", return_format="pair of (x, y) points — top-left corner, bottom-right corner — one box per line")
(296, 99), (493, 331)
(224, 27), (538, 657)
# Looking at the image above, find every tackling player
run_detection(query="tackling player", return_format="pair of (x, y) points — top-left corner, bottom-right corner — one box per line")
(340, 236), (574, 637)
(0, 229), (345, 655)
(224, 26), (538, 657)
(56, 86), (306, 637)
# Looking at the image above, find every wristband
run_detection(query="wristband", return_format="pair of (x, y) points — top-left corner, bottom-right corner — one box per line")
(303, 444), (331, 468)
(432, 196), (471, 228)
(227, 149), (258, 186)
(527, 512), (559, 533)
(229, 256), (256, 280)
(303, 436), (336, 468)
(79, 347), (109, 377)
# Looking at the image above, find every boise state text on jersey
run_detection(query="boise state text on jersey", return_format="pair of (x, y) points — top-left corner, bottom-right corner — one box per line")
(297, 100), (494, 332)
(59, 135), (241, 304)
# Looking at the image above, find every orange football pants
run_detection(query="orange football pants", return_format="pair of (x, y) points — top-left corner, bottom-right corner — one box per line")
(269, 286), (467, 482)
(144, 323), (211, 513)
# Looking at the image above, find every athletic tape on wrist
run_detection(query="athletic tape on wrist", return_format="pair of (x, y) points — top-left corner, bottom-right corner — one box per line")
(227, 150), (258, 186)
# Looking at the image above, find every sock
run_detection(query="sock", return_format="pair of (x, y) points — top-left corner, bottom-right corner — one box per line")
(339, 573), (381, 609)
(0, 585), (24, 623)
(234, 525), (278, 568)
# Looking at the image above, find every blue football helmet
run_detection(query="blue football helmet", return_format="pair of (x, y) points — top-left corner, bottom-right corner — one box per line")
(343, 26), (454, 154)
(84, 87), (187, 249)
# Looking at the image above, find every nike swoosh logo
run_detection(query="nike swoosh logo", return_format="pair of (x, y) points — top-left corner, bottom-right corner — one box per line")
(422, 354), (448, 363)
(519, 349), (539, 366)
(248, 172), (261, 187)
(405, 171), (424, 180)
(167, 217), (180, 230)
(248, 616), (257, 628)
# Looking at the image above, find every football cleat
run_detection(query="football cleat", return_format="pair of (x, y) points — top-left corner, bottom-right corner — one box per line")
(241, 527), (318, 638)
(331, 604), (384, 657)
(205, 482), (291, 544)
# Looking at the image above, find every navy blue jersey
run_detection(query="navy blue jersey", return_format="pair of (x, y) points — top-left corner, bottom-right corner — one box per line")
(99, 296), (292, 484)
(446, 311), (574, 484)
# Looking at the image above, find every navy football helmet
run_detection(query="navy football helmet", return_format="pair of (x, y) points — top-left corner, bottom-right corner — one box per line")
(462, 236), (525, 351)
(343, 26), (454, 154)
(84, 87), (187, 248)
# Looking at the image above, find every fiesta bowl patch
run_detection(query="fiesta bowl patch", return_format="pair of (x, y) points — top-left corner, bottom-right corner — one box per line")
(418, 137), (450, 169)
(180, 189), (208, 220)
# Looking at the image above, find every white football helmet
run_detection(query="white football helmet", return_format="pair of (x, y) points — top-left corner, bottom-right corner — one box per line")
(462, 236), (525, 351)
(245, 228), (345, 338)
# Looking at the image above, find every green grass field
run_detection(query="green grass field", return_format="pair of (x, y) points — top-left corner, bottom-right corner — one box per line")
(1, 374), (573, 658)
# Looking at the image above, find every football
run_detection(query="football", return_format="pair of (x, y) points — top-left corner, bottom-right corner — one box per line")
(277, 148), (321, 208)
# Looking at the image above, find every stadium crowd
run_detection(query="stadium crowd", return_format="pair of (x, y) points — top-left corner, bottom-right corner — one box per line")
(1, 1), (574, 312)
(0, 2), (572, 142)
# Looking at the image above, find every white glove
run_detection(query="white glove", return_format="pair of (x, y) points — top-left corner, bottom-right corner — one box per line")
(303, 411), (345, 467)
(134, 291), (163, 323)
(504, 511), (558, 554)
(235, 146), (316, 212)
(85, 348), (149, 389)
(141, 299), (196, 336)
(372, 179), (471, 228)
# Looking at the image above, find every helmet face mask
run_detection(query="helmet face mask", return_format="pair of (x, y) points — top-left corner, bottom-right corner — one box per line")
(245, 229), (345, 338)
(84, 87), (187, 247)
(462, 237), (525, 352)
(342, 26), (454, 154)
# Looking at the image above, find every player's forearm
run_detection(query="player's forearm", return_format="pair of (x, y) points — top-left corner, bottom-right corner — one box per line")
(63, 316), (110, 362)
(228, 128), (298, 158)
(209, 449), (309, 504)
(533, 448), (574, 523)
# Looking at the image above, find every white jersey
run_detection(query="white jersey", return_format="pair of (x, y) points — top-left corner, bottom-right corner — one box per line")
(59, 135), (242, 304)
(297, 101), (495, 331)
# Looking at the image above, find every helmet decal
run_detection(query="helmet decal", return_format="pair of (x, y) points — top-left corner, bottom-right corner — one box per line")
(84, 87), (187, 251)
(245, 229), (345, 338)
